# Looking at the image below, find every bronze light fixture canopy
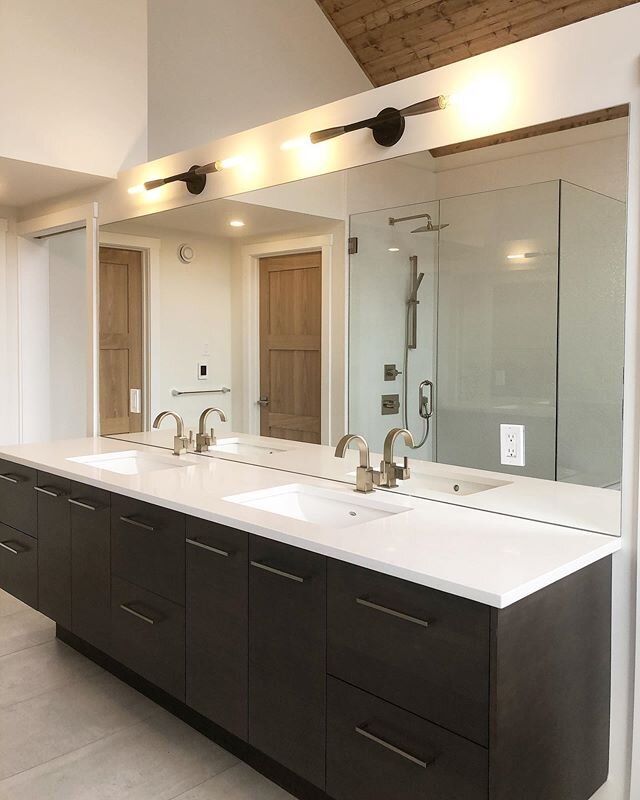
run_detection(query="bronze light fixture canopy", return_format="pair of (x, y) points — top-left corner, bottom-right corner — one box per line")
(309, 95), (448, 147)
(129, 156), (242, 195)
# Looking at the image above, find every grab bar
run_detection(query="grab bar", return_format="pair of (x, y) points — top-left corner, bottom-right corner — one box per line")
(171, 387), (230, 397)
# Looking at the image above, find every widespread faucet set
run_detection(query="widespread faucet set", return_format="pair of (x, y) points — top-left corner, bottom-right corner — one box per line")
(151, 407), (413, 495)
(334, 428), (415, 493)
(152, 407), (227, 455)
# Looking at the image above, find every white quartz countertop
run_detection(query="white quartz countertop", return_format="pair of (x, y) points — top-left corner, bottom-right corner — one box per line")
(0, 437), (620, 609)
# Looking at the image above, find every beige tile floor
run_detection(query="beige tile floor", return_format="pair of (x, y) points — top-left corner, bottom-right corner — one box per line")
(0, 590), (293, 800)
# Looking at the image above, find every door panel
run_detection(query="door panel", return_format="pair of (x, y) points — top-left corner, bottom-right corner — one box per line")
(259, 252), (322, 444)
(99, 247), (143, 435)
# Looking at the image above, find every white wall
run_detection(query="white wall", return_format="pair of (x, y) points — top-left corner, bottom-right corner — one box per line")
(0, 0), (147, 176)
(147, 0), (371, 159)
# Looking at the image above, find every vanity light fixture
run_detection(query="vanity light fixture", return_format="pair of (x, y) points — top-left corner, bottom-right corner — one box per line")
(229, 220), (245, 228)
(282, 95), (448, 151)
(388, 247), (400, 252)
(128, 155), (244, 196)
(507, 252), (540, 260)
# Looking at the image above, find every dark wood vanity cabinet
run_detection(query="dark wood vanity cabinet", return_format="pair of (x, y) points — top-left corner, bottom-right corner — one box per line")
(36, 472), (72, 627)
(248, 535), (327, 790)
(186, 517), (248, 739)
(0, 456), (613, 800)
(70, 483), (111, 652)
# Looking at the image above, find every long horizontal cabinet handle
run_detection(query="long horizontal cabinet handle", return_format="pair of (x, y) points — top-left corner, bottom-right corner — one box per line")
(250, 560), (305, 583)
(34, 485), (66, 498)
(0, 473), (23, 484)
(186, 537), (231, 557)
(119, 603), (157, 625)
(119, 515), (155, 532)
(356, 597), (432, 628)
(68, 498), (100, 511)
(0, 540), (24, 555)
(355, 724), (432, 769)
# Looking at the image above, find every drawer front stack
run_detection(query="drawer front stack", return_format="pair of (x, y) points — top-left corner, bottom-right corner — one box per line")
(0, 460), (38, 606)
(36, 472), (72, 627)
(110, 495), (186, 699)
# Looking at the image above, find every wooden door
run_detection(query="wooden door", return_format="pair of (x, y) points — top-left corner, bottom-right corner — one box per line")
(99, 247), (143, 435)
(259, 252), (322, 443)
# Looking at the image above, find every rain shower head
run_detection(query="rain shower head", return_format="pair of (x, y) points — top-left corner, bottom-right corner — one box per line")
(388, 212), (449, 233)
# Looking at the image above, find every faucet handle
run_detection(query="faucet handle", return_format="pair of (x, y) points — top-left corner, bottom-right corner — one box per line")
(398, 456), (411, 480)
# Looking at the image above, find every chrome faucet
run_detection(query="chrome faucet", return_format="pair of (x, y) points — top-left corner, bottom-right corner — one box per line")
(152, 411), (190, 456)
(335, 434), (375, 493)
(374, 428), (415, 488)
(195, 407), (227, 452)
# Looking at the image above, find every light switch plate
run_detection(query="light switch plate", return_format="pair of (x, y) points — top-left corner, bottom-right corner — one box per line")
(500, 424), (525, 467)
(197, 360), (209, 381)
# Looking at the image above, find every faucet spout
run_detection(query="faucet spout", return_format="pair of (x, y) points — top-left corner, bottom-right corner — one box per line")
(196, 407), (227, 452)
(375, 427), (415, 488)
(334, 434), (375, 493)
(152, 411), (189, 456)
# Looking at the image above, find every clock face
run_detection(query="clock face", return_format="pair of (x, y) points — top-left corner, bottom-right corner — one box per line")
(178, 244), (194, 263)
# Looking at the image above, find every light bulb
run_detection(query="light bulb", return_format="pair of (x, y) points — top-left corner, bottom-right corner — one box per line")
(280, 135), (312, 151)
(229, 220), (245, 228)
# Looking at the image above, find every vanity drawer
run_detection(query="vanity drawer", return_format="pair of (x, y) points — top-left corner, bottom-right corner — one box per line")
(0, 459), (37, 537)
(111, 575), (185, 699)
(111, 495), (185, 605)
(327, 677), (488, 800)
(36, 472), (71, 627)
(0, 524), (38, 608)
(327, 560), (491, 746)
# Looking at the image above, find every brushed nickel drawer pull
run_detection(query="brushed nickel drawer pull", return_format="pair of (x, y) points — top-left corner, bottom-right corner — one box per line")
(356, 597), (431, 628)
(119, 515), (155, 532)
(0, 473), (21, 484)
(120, 603), (157, 625)
(0, 541), (22, 555)
(355, 724), (430, 769)
(34, 485), (65, 498)
(187, 537), (230, 557)
(68, 498), (99, 511)
(250, 560), (305, 583)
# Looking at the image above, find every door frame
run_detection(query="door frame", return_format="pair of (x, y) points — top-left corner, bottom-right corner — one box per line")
(98, 232), (160, 432)
(240, 235), (334, 445)
(16, 203), (99, 438)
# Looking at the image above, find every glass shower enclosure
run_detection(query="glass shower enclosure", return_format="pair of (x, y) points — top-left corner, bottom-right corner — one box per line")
(348, 180), (626, 488)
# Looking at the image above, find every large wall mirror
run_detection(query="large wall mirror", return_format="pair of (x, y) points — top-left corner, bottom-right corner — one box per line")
(101, 108), (628, 536)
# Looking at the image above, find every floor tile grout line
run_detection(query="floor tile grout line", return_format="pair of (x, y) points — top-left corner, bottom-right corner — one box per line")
(163, 760), (243, 800)
(0, 635), (57, 664)
(0, 705), (168, 785)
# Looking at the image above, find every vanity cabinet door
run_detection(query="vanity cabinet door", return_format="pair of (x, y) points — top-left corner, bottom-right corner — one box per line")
(0, 524), (38, 608)
(70, 483), (111, 652)
(327, 677), (488, 800)
(186, 518), (248, 739)
(111, 495), (185, 605)
(111, 575), (185, 699)
(327, 559), (491, 746)
(0, 459), (37, 537)
(36, 472), (71, 627)
(248, 536), (326, 789)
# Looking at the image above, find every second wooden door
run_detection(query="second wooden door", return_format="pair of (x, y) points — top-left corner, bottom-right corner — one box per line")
(99, 247), (143, 435)
(259, 252), (322, 444)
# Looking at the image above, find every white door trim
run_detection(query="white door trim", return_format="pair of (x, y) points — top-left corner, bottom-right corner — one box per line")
(99, 232), (161, 431)
(240, 234), (334, 444)
(17, 203), (99, 438)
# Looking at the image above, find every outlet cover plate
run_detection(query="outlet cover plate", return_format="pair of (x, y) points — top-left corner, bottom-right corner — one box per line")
(500, 424), (525, 467)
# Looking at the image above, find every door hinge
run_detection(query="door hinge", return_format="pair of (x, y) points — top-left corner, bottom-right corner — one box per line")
(348, 236), (358, 255)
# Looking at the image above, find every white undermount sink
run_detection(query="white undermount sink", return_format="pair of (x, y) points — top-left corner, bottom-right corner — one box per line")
(224, 483), (411, 528)
(67, 450), (192, 476)
(208, 437), (287, 456)
(347, 469), (510, 496)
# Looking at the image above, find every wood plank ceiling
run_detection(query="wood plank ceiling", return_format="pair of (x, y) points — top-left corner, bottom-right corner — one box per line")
(316, 0), (640, 86)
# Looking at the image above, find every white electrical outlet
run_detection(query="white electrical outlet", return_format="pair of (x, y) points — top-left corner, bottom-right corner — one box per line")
(500, 424), (525, 467)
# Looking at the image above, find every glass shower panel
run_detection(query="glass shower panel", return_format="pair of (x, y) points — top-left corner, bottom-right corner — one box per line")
(349, 201), (439, 460)
(556, 183), (625, 488)
(436, 182), (560, 479)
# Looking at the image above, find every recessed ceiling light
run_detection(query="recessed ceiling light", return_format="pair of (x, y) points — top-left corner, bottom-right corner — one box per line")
(229, 220), (245, 228)
(388, 247), (400, 252)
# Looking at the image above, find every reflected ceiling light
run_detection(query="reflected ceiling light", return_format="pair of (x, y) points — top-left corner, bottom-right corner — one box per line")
(229, 220), (245, 228)
(507, 252), (539, 260)
(388, 247), (400, 252)
(127, 155), (243, 196)
(281, 95), (447, 150)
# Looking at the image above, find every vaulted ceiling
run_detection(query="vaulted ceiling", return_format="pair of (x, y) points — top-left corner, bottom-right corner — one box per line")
(316, 0), (639, 86)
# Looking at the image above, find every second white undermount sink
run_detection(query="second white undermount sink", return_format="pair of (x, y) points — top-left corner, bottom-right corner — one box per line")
(347, 469), (510, 496)
(67, 450), (192, 476)
(208, 437), (287, 456)
(224, 483), (411, 528)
